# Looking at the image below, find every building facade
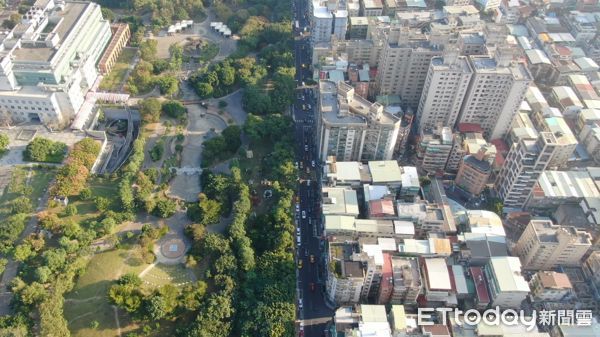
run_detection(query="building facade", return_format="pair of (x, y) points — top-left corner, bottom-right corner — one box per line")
(457, 51), (532, 139)
(494, 132), (559, 209)
(417, 54), (473, 133)
(513, 218), (592, 270)
(0, 0), (112, 127)
(317, 81), (400, 162)
(310, 0), (348, 44)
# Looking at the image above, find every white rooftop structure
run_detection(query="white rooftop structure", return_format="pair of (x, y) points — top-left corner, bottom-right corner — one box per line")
(322, 187), (360, 216)
(368, 161), (402, 183)
(393, 220), (415, 236)
(489, 257), (530, 292)
(424, 258), (451, 290)
(364, 184), (392, 201)
(358, 305), (392, 337)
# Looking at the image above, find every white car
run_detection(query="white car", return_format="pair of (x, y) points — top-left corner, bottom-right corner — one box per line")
(302, 210), (306, 219)
(296, 204), (300, 212)
(311, 160), (315, 167)
(296, 227), (301, 236)
(298, 299), (303, 310)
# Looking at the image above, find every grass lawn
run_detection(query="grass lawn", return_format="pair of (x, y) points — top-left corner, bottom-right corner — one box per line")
(65, 248), (149, 337)
(0, 166), (55, 213)
(237, 140), (278, 215)
(65, 247), (197, 337)
(53, 176), (120, 222)
(141, 263), (194, 288)
(99, 48), (137, 92)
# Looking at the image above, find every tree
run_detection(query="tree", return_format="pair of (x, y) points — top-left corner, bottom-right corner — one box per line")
(0, 133), (8, 152)
(95, 196), (111, 212)
(10, 196), (32, 214)
(109, 284), (143, 313)
(146, 294), (167, 320)
(153, 197), (177, 218)
(157, 75), (179, 96)
(42, 249), (67, 272)
(198, 193), (221, 225)
(2, 13), (21, 29)
(179, 281), (207, 311)
(79, 187), (92, 200)
(13, 244), (33, 262)
(221, 125), (241, 154)
(162, 100), (187, 119)
(64, 204), (78, 216)
(38, 212), (61, 233)
(139, 98), (162, 124)
(139, 39), (158, 62)
(24, 137), (67, 163)
(195, 82), (214, 98)
(17, 282), (46, 305)
(35, 266), (52, 283)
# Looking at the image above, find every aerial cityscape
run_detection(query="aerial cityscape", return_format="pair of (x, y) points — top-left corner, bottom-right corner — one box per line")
(0, 0), (599, 336)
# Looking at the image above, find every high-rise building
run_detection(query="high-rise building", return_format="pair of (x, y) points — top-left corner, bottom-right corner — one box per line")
(494, 132), (559, 209)
(457, 49), (532, 140)
(0, 0), (112, 127)
(376, 26), (443, 110)
(316, 81), (401, 162)
(417, 54), (473, 134)
(310, 0), (348, 44)
(513, 218), (592, 270)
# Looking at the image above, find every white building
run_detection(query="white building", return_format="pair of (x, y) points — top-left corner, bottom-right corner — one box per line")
(457, 50), (532, 140)
(317, 81), (401, 162)
(513, 218), (592, 270)
(494, 132), (559, 209)
(483, 257), (530, 309)
(0, 0), (112, 128)
(417, 54), (473, 133)
(376, 27), (443, 110)
(310, 0), (348, 44)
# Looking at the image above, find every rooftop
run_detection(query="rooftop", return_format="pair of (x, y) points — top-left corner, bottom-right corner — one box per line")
(424, 258), (452, 291)
(535, 271), (573, 289)
(530, 218), (592, 245)
(488, 257), (530, 292)
(368, 161), (403, 183)
(322, 187), (360, 216)
(13, 2), (90, 63)
(533, 170), (600, 199)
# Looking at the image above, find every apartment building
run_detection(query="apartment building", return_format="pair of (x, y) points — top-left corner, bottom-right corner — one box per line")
(417, 127), (454, 173)
(457, 50), (533, 139)
(455, 133), (497, 195)
(361, 0), (383, 15)
(376, 27), (443, 110)
(494, 132), (559, 209)
(530, 113), (578, 168)
(417, 54), (473, 133)
(327, 243), (365, 304)
(310, 0), (348, 44)
(0, 0), (112, 127)
(529, 271), (574, 302)
(483, 256), (530, 309)
(513, 218), (592, 270)
(389, 257), (421, 305)
(316, 81), (401, 162)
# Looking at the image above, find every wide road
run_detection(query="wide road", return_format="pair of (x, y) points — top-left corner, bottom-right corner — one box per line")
(292, 0), (334, 337)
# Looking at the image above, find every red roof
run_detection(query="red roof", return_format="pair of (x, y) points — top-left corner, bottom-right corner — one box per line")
(369, 199), (395, 216)
(470, 267), (490, 304)
(458, 123), (483, 133)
